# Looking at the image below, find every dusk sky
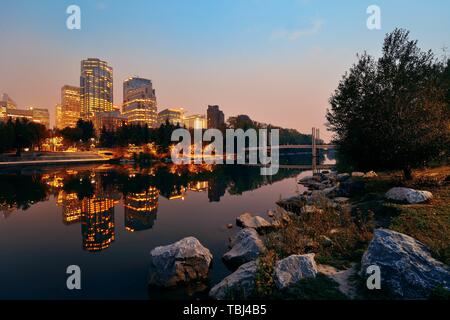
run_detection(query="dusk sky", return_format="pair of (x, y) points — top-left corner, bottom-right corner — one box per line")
(1, 0), (449, 141)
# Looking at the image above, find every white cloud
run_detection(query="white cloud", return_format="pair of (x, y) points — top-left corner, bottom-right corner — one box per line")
(270, 19), (324, 41)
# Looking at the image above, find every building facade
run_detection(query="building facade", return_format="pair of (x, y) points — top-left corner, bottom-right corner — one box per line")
(183, 114), (207, 130)
(207, 105), (225, 129)
(122, 77), (157, 128)
(157, 108), (185, 127)
(5, 107), (50, 128)
(93, 110), (127, 133)
(57, 85), (81, 129)
(80, 58), (113, 120)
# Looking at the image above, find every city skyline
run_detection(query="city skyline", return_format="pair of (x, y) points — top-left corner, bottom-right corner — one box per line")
(1, 1), (450, 141)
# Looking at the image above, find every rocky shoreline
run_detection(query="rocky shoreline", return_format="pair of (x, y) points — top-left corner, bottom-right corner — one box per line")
(146, 170), (450, 300)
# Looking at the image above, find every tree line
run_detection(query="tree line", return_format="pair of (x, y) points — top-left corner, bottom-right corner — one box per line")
(0, 118), (48, 155)
(327, 28), (450, 179)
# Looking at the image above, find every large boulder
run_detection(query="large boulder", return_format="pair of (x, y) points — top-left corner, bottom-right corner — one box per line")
(236, 213), (272, 231)
(361, 229), (450, 299)
(385, 187), (433, 204)
(148, 237), (213, 287)
(209, 261), (258, 300)
(274, 254), (318, 289)
(223, 228), (266, 267)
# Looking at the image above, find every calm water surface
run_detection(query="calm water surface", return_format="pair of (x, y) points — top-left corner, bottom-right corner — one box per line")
(0, 163), (314, 299)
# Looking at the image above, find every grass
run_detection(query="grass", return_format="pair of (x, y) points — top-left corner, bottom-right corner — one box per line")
(260, 165), (450, 300)
(360, 166), (450, 264)
(266, 197), (374, 270)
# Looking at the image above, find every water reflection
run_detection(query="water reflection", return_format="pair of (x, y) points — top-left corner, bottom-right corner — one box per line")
(0, 164), (301, 253)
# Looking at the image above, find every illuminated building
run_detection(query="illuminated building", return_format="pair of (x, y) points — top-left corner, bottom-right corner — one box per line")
(55, 104), (63, 129)
(0, 93), (17, 110)
(122, 77), (158, 128)
(207, 105), (225, 129)
(157, 108), (185, 127)
(56, 85), (81, 129)
(188, 181), (208, 192)
(5, 106), (50, 128)
(28, 107), (50, 128)
(93, 110), (127, 133)
(183, 114), (207, 130)
(81, 196), (117, 252)
(124, 187), (159, 232)
(80, 58), (113, 120)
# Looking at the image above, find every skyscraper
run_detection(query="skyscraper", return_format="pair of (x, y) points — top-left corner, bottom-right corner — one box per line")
(59, 85), (81, 129)
(122, 77), (157, 128)
(207, 105), (225, 129)
(80, 58), (113, 120)
(157, 108), (185, 127)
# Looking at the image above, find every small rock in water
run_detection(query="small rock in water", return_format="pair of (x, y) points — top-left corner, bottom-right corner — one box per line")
(148, 237), (213, 287)
(227, 223), (234, 229)
(236, 213), (272, 231)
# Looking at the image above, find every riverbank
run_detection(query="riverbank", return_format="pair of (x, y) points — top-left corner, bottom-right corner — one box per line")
(199, 166), (450, 300)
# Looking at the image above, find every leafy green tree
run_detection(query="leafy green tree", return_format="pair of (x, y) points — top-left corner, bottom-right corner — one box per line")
(327, 29), (450, 179)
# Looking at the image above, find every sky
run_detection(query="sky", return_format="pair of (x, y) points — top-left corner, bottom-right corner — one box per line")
(1, 0), (449, 141)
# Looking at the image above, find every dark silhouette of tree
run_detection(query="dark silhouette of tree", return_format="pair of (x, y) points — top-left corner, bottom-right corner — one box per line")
(60, 119), (95, 147)
(327, 29), (450, 179)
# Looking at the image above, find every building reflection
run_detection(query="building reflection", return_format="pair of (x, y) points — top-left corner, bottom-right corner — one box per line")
(81, 195), (117, 252)
(57, 192), (82, 225)
(124, 186), (159, 232)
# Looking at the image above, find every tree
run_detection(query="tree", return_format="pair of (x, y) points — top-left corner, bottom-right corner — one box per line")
(327, 29), (450, 179)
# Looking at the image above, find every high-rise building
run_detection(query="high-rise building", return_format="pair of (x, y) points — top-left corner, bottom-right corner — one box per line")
(57, 85), (81, 129)
(157, 108), (185, 127)
(80, 58), (113, 120)
(122, 77), (157, 128)
(207, 105), (225, 129)
(183, 114), (207, 129)
(0, 93), (17, 110)
(55, 104), (63, 129)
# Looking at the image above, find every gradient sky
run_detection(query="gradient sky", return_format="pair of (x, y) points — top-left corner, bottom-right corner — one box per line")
(1, 0), (449, 141)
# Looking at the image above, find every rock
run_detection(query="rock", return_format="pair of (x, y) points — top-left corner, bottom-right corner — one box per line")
(274, 254), (318, 289)
(267, 210), (275, 218)
(300, 205), (323, 214)
(224, 229), (266, 267)
(148, 237), (213, 287)
(334, 197), (350, 205)
(361, 229), (450, 299)
(364, 171), (378, 178)
(338, 178), (365, 196)
(322, 186), (338, 197)
(320, 235), (333, 247)
(209, 261), (258, 300)
(236, 213), (272, 231)
(276, 196), (306, 214)
(226, 223), (233, 229)
(385, 187), (433, 204)
(337, 173), (350, 182)
(351, 172), (365, 177)
(299, 175), (314, 183)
